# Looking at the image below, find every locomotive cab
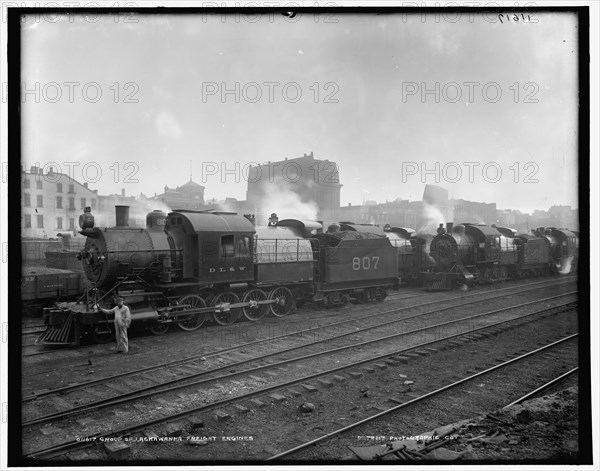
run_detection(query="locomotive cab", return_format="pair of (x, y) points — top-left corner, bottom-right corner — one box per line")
(168, 211), (255, 284)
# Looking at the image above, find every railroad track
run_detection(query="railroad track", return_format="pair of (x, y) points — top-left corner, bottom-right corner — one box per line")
(21, 276), (575, 359)
(22, 291), (577, 459)
(21, 276), (575, 364)
(267, 333), (579, 461)
(22, 278), (576, 406)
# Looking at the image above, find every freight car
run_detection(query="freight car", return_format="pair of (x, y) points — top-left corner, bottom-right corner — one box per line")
(39, 207), (399, 346)
(21, 266), (83, 316)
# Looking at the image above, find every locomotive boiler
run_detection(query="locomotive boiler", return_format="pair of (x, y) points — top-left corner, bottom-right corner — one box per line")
(79, 206), (182, 289)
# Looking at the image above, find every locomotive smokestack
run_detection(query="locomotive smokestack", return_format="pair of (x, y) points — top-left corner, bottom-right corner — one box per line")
(447, 222), (454, 233)
(115, 205), (130, 227)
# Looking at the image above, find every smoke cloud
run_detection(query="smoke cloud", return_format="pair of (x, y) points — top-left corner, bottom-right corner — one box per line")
(256, 177), (319, 222)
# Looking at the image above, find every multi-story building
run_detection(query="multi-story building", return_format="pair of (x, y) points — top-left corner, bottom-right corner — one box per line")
(450, 198), (497, 226)
(151, 180), (205, 211)
(246, 152), (342, 221)
(21, 165), (98, 239)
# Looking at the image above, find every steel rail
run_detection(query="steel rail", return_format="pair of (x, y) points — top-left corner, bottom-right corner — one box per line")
(265, 333), (579, 460)
(22, 277), (576, 400)
(22, 292), (577, 426)
(23, 302), (577, 457)
(503, 367), (579, 408)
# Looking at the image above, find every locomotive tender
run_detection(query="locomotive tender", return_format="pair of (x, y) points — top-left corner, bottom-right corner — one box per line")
(39, 206), (400, 345)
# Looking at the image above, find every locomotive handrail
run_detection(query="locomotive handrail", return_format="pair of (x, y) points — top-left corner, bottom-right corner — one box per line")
(98, 249), (184, 254)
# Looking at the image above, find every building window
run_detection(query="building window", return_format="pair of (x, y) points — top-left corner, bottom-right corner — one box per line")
(24, 179), (30, 189)
(56, 196), (63, 209)
(80, 198), (86, 209)
(37, 215), (44, 228)
(37, 195), (43, 207)
(69, 197), (75, 210)
(56, 217), (63, 229)
(91, 199), (97, 210)
(68, 184), (75, 194)
(24, 193), (31, 206)
(69, 218), (75, 230)
(57, 183), (62, 193)
(36, 179), (43, 189)
(24, 214), (31, 228)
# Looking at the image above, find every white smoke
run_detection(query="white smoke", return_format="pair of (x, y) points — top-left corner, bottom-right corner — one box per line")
(558, 256), (574, 275)
(257, 177), (319, 221)
(128, 200), (172, 227)
(417, 202), (447, 234)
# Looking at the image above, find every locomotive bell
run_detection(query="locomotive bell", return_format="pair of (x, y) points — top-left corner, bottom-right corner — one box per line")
(79, 206), (94, 230)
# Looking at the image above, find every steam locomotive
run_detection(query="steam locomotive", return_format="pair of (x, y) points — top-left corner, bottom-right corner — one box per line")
(422, 222), (578, 290)
(37, 206), (578, 346)
(39, 206), (400, 345)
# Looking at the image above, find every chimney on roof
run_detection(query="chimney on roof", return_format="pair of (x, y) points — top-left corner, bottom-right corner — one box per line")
(39, 168), (43, 175)
(30, 166), (37, 174)
(48, 167), (54, 174)
(83, 182), (88, 188)
(121, 188), (125, 197)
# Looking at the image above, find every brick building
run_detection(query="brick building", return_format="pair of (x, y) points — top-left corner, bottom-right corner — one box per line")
(21, 165), (98, 239)
(450, 198), (497, 225)
(246, 152), (342, 221)
(151, 180), (205, 211)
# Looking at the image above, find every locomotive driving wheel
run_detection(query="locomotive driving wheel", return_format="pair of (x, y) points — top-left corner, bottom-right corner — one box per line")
(176, 294), (206, 331)
(212, 292), (242, 326)
(269, 287), (294, 317)
(242, 289), (268, 321)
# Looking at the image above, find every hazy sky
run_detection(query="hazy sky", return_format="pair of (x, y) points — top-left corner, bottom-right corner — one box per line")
(20, 10), (580, 214)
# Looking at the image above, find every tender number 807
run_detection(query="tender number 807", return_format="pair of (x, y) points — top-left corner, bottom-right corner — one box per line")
(352, 256), (380, 271)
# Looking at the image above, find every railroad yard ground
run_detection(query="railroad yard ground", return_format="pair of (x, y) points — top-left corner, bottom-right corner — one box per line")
(19, 276), (586, 464)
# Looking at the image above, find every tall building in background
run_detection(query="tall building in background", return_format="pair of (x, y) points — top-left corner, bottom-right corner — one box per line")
(245, 152), (342, 221)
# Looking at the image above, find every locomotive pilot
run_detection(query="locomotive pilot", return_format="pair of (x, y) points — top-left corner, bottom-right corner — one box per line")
(95, 297), (132, 353)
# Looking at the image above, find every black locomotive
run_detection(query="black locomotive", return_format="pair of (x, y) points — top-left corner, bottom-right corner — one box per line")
(36, 206), (578, 346)
(423, 223), (578, 290)
(39, 206), (400, 345)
